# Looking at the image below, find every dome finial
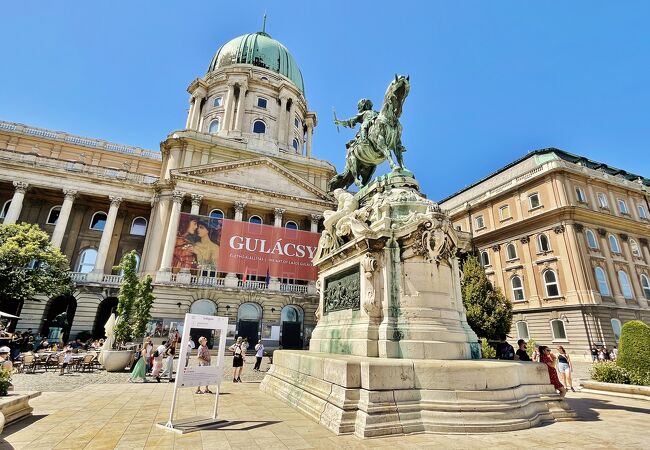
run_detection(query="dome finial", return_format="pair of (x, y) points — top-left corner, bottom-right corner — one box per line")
(262, 12), (267, 34)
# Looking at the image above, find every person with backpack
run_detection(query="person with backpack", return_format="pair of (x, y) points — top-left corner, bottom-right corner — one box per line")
(229, 337), (245, 382)
(254, 340), (264, 372)
(496, 334), (515, 360)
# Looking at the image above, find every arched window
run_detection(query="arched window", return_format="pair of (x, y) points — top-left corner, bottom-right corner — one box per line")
(292, 138), (299, 152)
(550, 319), (567, 340)
(594, 267), (610, 296)
(638, 205), (648, 220)
(506, 243), (517, 261)
(248, 215), (263, 225)
(617, 270), (634, 299)
(511, 276), (524, 301)
(130, 217), (147, 235)
(597, 192), (609, 208)
(252, 120), (266, 134)
(538, 234), (551, 252)
(543, 270), (560, 297)
(617, 199), (629, 214)
(90, 212), (107, 230)
(630, 238), (642, 257)
(480, 251), (490, 267)
(640, 274), (650, 300)
(238, 302), (262, 321)
(190, 299), (217, 316)
(213, 97), (223, 107)
(209, 119), (220, 134)
(586, 229), (599, 249)
(611, 318), (622, 341)
(260, 76), (269, 81)
(0, 200), (11, 219)
(285, 221), (298, 230)
(516, 321), (530, 340)
(46, 205), (62, 225)
(294, 116), (301, 128)
(608, 234), (620, 253)
(209, 209), (224, 219)
(76, 248), (98, 273)
(281, 305), (304, 323)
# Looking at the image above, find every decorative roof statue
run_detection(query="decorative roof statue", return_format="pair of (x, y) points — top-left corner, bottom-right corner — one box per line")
(328, 75), (410, 191)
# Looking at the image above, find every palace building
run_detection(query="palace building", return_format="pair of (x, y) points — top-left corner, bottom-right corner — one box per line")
(0, 30), (335, 349)
(440, 148), (650, 359)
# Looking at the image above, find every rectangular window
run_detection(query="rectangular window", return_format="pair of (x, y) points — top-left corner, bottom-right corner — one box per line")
(516, 322), (530, 340)
(551, 320), (567, 340)
(575, 187), (587, 203)
(618, 199), (629, 214)
(638, 205), (647, 219)
(294, 117), (300, 128)
(257, 98), (268, 109)
(475, 215), (485, 229)
(528, 193), (540, 209)
(597, 193), (609, 208)
(499, 205), (511, 221)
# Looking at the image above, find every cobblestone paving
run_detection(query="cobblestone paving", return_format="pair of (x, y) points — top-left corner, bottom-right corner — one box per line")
(10, 358), (270, 392)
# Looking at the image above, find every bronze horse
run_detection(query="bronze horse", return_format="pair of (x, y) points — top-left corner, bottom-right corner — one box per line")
(328, 75), (410, 191)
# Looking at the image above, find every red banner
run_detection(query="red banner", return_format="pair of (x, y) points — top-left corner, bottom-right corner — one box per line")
(173, 213), (319, 281)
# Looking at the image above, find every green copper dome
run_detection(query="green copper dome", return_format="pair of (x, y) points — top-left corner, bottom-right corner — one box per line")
(208, 32), (305, 93)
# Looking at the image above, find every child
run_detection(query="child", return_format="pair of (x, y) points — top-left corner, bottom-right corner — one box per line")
(60, 348), (73, 376)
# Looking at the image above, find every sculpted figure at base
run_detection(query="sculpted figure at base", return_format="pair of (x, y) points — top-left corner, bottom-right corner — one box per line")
(328, 75), (410, 190)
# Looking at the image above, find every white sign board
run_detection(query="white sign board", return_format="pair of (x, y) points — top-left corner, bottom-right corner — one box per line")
(164, 313), (228, 431)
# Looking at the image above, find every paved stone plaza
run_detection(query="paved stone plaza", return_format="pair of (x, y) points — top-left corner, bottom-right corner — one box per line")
(1, 371), (649, 449)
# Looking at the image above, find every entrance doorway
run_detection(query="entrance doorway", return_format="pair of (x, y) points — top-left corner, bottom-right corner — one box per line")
(42, 295), (77, 343)
(190, 299), (218, 349)
(237, 303), (262, 347)
(280, 305), (304, 349)
(93, 297), (118, 338)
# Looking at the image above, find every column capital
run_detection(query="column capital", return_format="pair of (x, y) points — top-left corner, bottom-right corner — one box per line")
(191, 194), (204, 206)
(310, 213), (323, 224)
(63, 189), (78, 200)
(274, 208), (285, 218)
(109, 196), (123, 208)
(13, 181), (29, 193)
(234, 201), (246, 214)
(171, 191), (185, 204)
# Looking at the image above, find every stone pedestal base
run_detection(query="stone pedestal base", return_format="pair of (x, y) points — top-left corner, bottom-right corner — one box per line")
(0, 391), (41, 434)
(260, 351), (576, 438)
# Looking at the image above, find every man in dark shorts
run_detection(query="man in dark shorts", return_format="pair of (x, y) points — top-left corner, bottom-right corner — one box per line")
(515, 339), (531, 361)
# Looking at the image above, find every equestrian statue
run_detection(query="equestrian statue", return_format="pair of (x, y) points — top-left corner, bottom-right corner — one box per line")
(328, 74), (410, 191)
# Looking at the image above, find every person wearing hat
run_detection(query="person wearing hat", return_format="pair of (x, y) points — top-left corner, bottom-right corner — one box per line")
(0, 346), (13, 371)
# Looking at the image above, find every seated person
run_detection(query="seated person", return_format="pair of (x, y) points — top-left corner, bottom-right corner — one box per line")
(0, 346), (14, 371)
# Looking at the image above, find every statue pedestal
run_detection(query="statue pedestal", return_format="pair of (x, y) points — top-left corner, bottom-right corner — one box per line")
(261, 174), (575, 437)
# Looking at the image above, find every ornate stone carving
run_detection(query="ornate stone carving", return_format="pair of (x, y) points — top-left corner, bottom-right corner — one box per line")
(234, 201), (246, 214)
(410, 220), (457, 266)
(310, 213), (322, 225)
(619, 233), (629, 242)
(323, 266), (360, 314)
(63, 189), (78, 200)
(109, 196), (123, 208)
(190, 194), (204, 206)
(171, 191), (185, 204)
(553, 225), (565, 234)
(13, 181), (28, 193)
(597, 228), (607, 237)
(640, 238), (649, 247)
(520, 236), (530, 244)
(361, 253), (381, 319)
(491, 244), (501, 252)
(274, 208), (285, 219)
(573, 223), (584, 232)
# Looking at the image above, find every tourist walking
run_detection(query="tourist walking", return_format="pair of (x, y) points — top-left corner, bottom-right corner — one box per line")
(539, 346), (566, 397)
(229, 337), (245, 382)
(59, 348), (73, 376)
(143, 337), (153, 374)
(151, 341), (166, 382)
(556, 346), (575, 392)
(515, 339), (531, 361)
(196, 336), (213, 394)
(590, 345), (598, 362)
(611, 345), (618, 361)
(128, 346), (147, 383)
(185, 337), (195, 367)
(162, 345), (175, 382)
(254, 340), (264, 371)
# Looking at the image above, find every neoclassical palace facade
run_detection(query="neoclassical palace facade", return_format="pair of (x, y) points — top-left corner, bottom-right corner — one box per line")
(0, 30), (335, 349)
(440, 149), (650, 359)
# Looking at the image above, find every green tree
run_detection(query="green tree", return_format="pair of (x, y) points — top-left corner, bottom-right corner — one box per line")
(617, 320), (650, 378)
(113, 251), (139, 345)
(0, 223), (72, 315)
(461, 255), (513, 341)
(132, 275), (154, 339)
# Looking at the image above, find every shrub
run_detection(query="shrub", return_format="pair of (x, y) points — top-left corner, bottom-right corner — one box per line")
(526, 338), (537, 359)
(591, 361), (630, 384)
(617, 320), (650, 379)
(480, 337), (496, 359)
(0, 368), (11, 396)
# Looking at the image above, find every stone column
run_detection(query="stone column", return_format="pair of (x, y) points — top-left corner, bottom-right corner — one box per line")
(139, 193), (159, 274)
(310, 214), (322, 233)
(190, 194), (203, 215)
(185, 97), (196, 129)
(91, 196), (122, 278)
(274, 208), (285, 227)
(305, 119), (314, 158)
(51, 189), (77, 249)
(277, 96), (288, 143)
(222, 83), (236, 132)
(234, 201), (246, 222)
(189, 87), (207, 131)
(3, 181), (29, 224)
(158, 191), (185, 273)
(234, 83), (248, 132)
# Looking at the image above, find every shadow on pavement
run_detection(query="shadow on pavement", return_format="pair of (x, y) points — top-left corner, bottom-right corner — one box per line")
(0, 414), (48, 438)
(565, 394), (650, 421)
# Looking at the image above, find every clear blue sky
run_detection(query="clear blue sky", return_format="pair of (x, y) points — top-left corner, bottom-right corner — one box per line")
(2, 1), (649, 200)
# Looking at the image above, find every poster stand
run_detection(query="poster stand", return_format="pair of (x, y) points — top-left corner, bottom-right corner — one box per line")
(157, 313), (228, 434)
